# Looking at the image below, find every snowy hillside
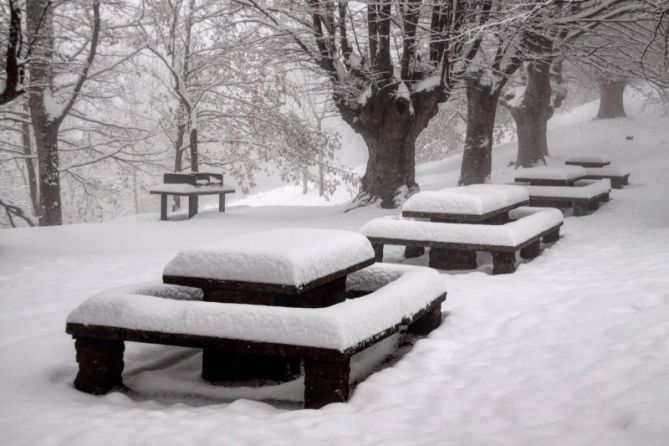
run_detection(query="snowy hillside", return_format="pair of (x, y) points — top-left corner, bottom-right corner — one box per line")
(1, 97), (668, 445)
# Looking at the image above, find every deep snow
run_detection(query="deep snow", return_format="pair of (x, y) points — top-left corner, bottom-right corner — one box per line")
(1, 94), (668, 445)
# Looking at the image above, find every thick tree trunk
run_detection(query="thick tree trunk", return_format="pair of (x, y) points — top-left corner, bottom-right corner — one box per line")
(31, 123), (63, 226)
(342, 88), (440, 208)
(596, 80), (626, 119)
(189, 127), (198, 172)
(459, 81), (500, 185)
(509, 59), (554, 167)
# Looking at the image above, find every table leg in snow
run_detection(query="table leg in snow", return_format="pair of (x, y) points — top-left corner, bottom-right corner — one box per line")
(73, 337), (124, 395)
(543, 227), (560, 243)
(404, 246), (425, 259)
(429, 248), (477, 270)
(600, 192), (610, 202)
(407, 301), (443, 335)
(588, 198), (600, 212)
(372, 243), (384, 262)
(520, 240), (541, 259)
(188, 195), (199, 218)
(573, 201), (589, 216)
(492, 252), (517, 274)
(303, 357), (351, 409)
(160, 194), (168, 221)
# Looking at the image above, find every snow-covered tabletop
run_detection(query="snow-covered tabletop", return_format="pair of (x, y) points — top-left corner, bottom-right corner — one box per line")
(402, 184), (529, 222)
(163, 228), (376, 291)
(514, 166), (587, 185)
(565, 155), (611, 167)
(149, 183), (235, 195)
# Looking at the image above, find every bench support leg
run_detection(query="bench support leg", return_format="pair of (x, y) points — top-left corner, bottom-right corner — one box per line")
(218, 193), (226, 212)
(573, 201), (589, 216)
(492, 252), (516, 274)
(202, 348), (299, 382)
(304, 356), (351, 409)
(611, 178), (623, 189)
(588, 198), (600, 212)
(160, 194), (168, 221)
(371, 242), (384, 262)
(543, 227), (560, 243)
(407, 302), (442, 335)
(73, 337), (124, 395)
(600, 192), (610, 203)
(520, 239), (541, 259)
(429, 248), (477, 270)
(404, 246), (425, 258)
(188, 195), (199, 219)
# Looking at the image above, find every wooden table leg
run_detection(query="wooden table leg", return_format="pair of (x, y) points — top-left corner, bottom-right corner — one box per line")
(188, 195), (198, 219)
(304, 356), (351, 408)
(160, 194), (168, 221)
(218, 193), (226, 213)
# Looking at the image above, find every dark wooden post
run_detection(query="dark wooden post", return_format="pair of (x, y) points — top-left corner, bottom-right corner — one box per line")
(429, 248), (477, 270)
(188, 195), (198, 218)
(371, 242), (384, 262)
(73, 337), (124, 394)
(543, 228), (560, 243)
(404, 246), (425, 258)
(303, 356), (351, 409)
(573, 201), (589, 217)
(160, 194), (168, 220)
(520, 240), (541, 259)
(492, 252), (516, 274)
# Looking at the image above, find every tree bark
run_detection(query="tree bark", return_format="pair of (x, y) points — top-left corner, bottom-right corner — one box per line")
(27, 0), (63, 226)
(459, 80), (501, 185)
(508, 59), (554, 167)
(21, 103), (40, 219)
(341, 88), (440, 208)
(188, 126), (198, 172)
(596, 80), (626, 119)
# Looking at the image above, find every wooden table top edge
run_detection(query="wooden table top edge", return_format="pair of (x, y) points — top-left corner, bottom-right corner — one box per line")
(402, 199), (530, 222)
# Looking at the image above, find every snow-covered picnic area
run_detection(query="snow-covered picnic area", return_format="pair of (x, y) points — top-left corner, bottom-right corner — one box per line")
(1, 100), (669, 445)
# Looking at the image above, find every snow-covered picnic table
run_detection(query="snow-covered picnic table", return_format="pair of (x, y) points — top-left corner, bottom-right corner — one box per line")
(564, 156), (629, 188)
(65, 230), (447, 407)
(402, 184), (529, 224)
(149, 183), (236, 220)
(514, 165), (587, 186)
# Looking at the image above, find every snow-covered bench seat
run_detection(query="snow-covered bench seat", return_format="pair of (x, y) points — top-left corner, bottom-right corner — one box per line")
(65, 263), (446, 409)
(580, 167), (629, 189)
(360, 207), (563, 274)
(520, 179), (612, 216)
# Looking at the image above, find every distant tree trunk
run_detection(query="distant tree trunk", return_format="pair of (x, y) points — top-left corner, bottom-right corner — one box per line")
(342, 89), (440, 208)
(302, 170), (308, 194)
(21, 103), (40, 218)
(509, 59), (554, 167)
(459, 80), (501, 185)
(318, 154), (324, 197)
(27, 1), (63, 226)
(173, 121), (186, 210)
(596, 80), (626, 119)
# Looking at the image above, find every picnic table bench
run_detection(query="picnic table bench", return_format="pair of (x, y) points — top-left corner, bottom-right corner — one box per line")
(361, 206), (563, 274)
(65, 263), (446, 408)
(564, 156), (629, 189)
(65, 229), (447, 408)
(521, 179), (612, 216)
(150, 183), (235, 220)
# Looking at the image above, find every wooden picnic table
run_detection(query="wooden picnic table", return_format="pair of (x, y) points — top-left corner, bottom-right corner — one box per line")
(161, 228), (376, 381)
(514, 165), (587, 186)
(149, 183), (235, 220)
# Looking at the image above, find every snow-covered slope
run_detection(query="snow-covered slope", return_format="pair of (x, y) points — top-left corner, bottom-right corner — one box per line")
(0, 95), (668, 445)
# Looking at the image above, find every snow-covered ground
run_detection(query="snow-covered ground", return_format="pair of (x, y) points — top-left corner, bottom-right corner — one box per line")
(1, 95), (668, 445)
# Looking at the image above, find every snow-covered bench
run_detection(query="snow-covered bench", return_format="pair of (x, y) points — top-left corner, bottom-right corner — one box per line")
(65, 263), (446, 408)
(360, 207), (563, 274)
(521, 179), (612, 215)
(564, 156), (629, 189)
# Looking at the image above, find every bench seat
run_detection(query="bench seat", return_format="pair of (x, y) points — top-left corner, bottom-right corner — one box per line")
(65, 263), (446, 408)
(582, 167), (629, 189)
(360, 207), (563, 274)
(519, 179), (612, 215)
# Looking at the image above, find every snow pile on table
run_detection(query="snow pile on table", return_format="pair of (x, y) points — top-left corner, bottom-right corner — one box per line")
(565, 154), (611, 164)
(515, 165), (586, 181)
(66, 263), (445, 352)
(163, 228), (375, 287)
(361, 207), (563, 248)
(522, 179), (611, 198)
(403, 184), (529, 215)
